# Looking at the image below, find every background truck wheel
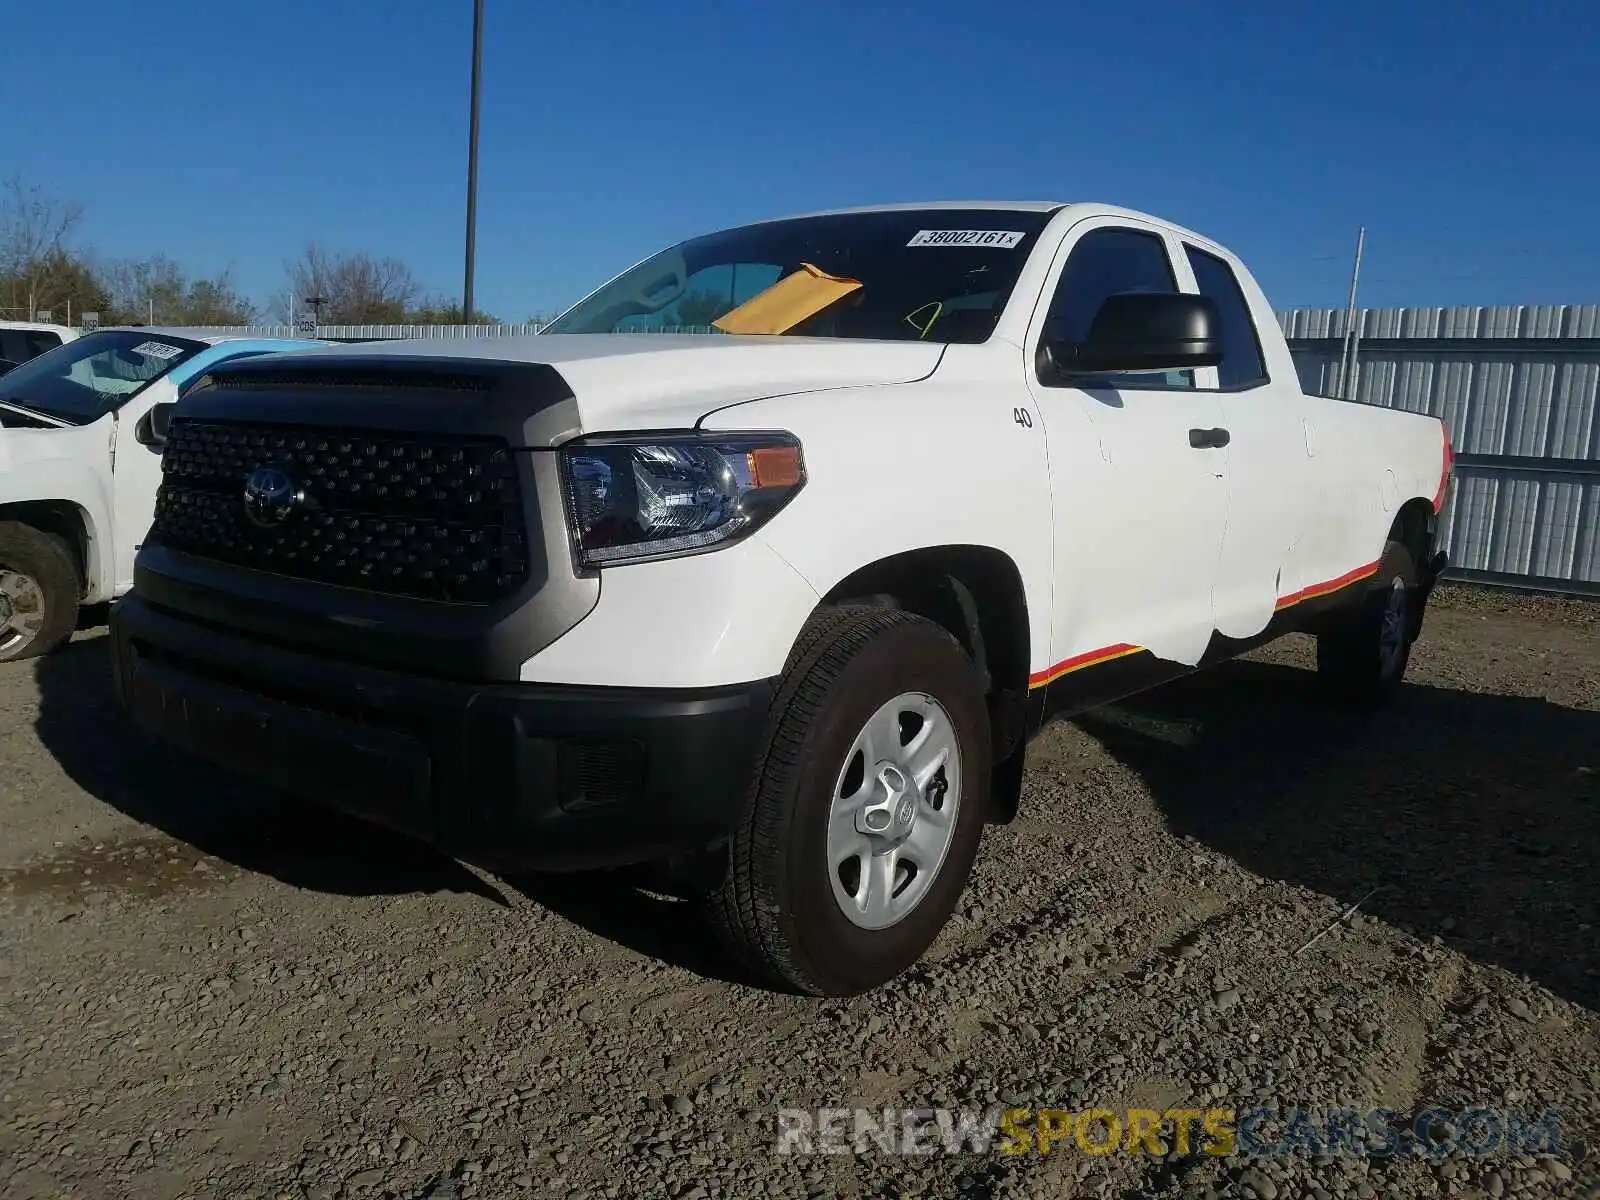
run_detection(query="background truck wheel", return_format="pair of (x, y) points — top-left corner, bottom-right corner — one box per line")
(0, 522), (80, 664)
(1315, 538), (1418, 709)
(711, 605), (991, 996)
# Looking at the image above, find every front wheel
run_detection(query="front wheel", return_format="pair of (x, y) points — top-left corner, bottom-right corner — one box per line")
(0, 522), (80, 664)
(1315, 538), (1418, 709)
(711, 606), (991, 996)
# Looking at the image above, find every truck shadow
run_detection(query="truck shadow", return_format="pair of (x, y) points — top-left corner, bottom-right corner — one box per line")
(506, 870), (764, 988)
(1068, 656), (1600, 1012)
(30, 637), (507, 903)
(32, 636), (1597, 1004)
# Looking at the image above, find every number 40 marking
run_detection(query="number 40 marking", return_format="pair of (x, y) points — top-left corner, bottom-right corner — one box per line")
(1013, 407), (1034, 428)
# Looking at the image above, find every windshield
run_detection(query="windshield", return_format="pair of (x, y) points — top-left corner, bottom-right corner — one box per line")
(0, 330), (208, 425)
(541, 208), (1055, 343)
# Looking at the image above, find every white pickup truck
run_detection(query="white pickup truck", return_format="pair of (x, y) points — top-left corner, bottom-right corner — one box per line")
(0, 329), (322, 659)
(0, 320), (80, 370)
(110, 202), (1452, 995)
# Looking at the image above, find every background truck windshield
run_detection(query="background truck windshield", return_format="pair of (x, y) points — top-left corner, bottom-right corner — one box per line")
(0, 331), (207, 425)
(541, 208), (1055, 343)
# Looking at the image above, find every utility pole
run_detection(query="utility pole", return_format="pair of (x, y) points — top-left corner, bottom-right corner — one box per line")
(1338, 225), (1366, 400)
(462, 0), (484, 324)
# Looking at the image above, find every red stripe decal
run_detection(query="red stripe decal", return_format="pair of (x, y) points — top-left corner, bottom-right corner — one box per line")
(1274, 559), (1382, 611)
(1432, 421), (1454, 513)
(1032, 556), (1386, 689)
(1028, 642), (1143, 689)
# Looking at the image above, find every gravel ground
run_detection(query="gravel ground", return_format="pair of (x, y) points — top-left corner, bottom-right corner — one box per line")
(2, 583), (1596, 1199)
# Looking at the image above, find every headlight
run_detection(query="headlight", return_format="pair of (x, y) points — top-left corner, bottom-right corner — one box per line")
(559, 431), (806, 568)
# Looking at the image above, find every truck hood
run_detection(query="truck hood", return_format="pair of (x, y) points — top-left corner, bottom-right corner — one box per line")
(272, 333), (946, 440)
(0, 418), (112, 506)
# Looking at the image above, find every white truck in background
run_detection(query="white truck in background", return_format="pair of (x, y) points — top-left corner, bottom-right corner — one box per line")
(0, 329), (322, 659)
(0, 320), (80, 371)
(111, 201), (1453, 995)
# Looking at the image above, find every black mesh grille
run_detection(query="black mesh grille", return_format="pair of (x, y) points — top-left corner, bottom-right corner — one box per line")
(150, 418), (530, 604)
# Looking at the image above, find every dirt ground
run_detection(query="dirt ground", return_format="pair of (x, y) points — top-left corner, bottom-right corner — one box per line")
(2, 584), (1597, 1200)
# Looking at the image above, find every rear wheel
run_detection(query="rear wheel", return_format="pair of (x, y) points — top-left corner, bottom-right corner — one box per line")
(0, 522), (80, 663)
(1316, 538), (1417, 709)
(711, 606), (991, 996)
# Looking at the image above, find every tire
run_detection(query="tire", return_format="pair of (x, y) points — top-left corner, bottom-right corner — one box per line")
(711, 605), (991, 996)
(0, 521), (80, 664)
(1315, 537), (1418, 709)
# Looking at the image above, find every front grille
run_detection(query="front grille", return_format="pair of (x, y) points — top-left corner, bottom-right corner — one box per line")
(150, 419), (530, 603)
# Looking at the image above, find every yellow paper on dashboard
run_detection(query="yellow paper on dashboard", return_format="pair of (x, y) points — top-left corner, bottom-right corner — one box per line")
(712, 263), (862, 334)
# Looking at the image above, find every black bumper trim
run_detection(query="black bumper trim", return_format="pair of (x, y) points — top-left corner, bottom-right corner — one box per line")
(110, 594), (774, 872)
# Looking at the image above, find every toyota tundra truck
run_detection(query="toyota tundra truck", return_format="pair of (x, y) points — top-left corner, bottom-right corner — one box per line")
(109, 202), (1452, 996)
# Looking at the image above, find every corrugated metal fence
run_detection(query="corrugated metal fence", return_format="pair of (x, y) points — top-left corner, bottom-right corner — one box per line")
(176, 308), (1600, 596)
(1279, 305), (1599, 597)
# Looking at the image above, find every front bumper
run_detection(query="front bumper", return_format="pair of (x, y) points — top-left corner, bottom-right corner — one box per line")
(109, 594), (774, 872)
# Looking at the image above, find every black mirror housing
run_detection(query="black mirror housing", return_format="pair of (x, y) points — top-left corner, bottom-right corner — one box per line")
(135, 402), (173, 448)
(1049, 292), (1224, 377)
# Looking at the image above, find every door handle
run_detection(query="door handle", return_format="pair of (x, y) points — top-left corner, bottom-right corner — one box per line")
(1188, 427), (1231, 449)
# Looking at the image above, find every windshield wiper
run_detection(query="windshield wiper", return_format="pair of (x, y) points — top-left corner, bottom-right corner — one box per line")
(0, 398), (77, 428)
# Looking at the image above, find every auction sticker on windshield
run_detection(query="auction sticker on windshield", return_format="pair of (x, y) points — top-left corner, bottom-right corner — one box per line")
(130, 341), (185, 360)
(907, 230), (1026, 248)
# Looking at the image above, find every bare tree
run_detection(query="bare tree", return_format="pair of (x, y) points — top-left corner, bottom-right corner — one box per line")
(101, 255), (256, 325)
(0, 176), (87, 318)
(285, 244), (421, 325)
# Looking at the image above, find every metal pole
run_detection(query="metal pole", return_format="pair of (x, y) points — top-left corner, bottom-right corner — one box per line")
(1346, 228), (1366, 401)
(1339, 225), (1365, 399)
(463, 0), (484, 323)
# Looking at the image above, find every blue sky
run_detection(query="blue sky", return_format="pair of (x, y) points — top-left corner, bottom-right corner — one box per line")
(3, 0), (1597, 321)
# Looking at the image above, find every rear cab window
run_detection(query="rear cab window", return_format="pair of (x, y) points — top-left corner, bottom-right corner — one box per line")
(1183, 246), (1269, 390)
(0, 329), (64, 364)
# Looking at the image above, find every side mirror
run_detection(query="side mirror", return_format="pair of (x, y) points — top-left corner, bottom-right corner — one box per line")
(0, 358), (17, 377)
(1042, 292), (1223, 378)
(135, 402), (173, 448)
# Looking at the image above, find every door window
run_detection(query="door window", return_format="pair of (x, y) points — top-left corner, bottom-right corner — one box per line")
(1040, 227), (1193, 389)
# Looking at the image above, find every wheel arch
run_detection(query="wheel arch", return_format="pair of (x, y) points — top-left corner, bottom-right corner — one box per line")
(1391, 495), (1441, 639)
(816, 544), (1033, 824)
(1391, 496), (1435, 560)
(0, 499), (93, 597)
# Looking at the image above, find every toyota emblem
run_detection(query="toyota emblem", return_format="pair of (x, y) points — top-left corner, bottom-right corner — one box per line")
(243, 464), (303, 528)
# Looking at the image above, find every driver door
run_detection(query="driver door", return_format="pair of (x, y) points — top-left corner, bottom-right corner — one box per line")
(1024, 219), (1231, 687)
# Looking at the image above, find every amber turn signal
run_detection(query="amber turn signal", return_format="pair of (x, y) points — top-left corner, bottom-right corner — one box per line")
(748, 445), (805, 489)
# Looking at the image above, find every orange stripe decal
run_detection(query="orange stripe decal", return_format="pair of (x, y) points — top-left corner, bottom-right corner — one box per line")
(1028, 642), (1143, 689)
(1274, 559), (1381, 611)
